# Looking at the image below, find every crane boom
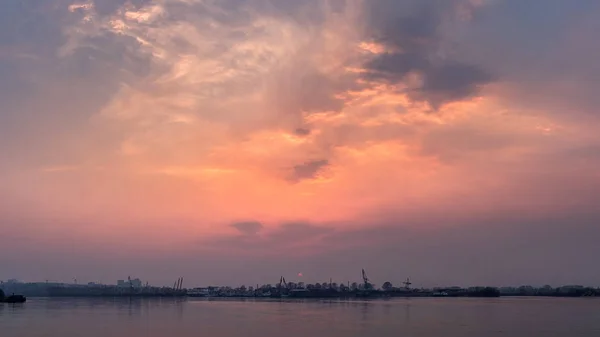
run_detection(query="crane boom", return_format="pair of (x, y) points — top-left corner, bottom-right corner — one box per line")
(362, 269), (372, 290)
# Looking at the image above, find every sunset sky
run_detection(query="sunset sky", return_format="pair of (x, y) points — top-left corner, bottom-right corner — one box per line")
(1, 0), (600, 287)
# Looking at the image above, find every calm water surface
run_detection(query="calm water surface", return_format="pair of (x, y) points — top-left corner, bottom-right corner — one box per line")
(1, 297), (599, 336)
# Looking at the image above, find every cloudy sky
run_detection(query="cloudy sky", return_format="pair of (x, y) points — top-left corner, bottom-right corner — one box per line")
(1, 0), (600, 288)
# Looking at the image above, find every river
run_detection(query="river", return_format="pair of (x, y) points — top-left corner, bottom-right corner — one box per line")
(1, 297), (599, 336)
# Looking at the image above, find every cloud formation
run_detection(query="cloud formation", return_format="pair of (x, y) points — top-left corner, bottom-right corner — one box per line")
(290, 159), (330, 182)
(361, 0), (493, 108)
(231, 221), (264, 236)
(1, 0), (600, 287)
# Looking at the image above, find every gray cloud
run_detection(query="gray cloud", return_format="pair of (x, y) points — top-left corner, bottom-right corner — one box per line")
(365, 0), (446, 51)
(450, 0), (600, 118)
(231, 221), (263, 236)
(290, 159), (329, 182)
(294, 128), (311, 136)
(361, 0), (493, 108)
(420, 63), (492, 104)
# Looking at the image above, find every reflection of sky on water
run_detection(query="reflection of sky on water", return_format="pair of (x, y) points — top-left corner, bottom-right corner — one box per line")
(2, 298), (600, 337)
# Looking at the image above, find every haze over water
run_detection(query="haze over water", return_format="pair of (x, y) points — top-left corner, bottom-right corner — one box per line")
(2, 298), (600, 337)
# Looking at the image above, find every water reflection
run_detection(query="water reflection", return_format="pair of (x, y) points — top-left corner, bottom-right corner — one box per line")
(2, 297), (600, 337)
(0, 302), (26, 315)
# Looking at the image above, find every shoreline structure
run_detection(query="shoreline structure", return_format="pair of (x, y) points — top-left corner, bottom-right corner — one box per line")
(2, 270), (598, 299)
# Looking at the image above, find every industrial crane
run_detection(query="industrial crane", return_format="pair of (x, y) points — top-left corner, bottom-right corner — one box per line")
(173, 277), (184, 291)
(362, 269), (373, 290)
(278, 276), (289, 289)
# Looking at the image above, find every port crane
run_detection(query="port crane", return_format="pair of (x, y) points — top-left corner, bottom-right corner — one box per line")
(403, 278), (412, 290)
(173, 277), (184, 291)
(362, 269), (373, 290)
(278, 276), (289, 290)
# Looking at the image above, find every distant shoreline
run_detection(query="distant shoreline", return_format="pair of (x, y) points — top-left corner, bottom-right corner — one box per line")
(10, 290), (600, 299)
(2, 281), (598, 300)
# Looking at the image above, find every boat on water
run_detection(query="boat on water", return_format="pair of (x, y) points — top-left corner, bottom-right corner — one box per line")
(3, 295), (27, 303)
(0, 290), (26, 303)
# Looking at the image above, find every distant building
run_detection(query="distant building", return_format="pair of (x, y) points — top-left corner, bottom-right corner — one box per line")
(117, 279), (143, 288)
(131, 279), (142, 288)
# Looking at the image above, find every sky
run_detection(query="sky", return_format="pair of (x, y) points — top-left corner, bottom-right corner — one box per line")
(1, 0), (600, 288)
